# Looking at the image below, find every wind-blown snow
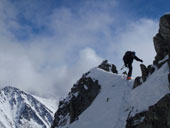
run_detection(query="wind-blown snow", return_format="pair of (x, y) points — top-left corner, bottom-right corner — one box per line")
(58, 62), (170, 128)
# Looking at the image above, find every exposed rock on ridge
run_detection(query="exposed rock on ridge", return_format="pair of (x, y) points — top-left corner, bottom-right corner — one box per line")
(98, 60), (118, 74)
(154, 14), (170, 88)
(133, 64), (155, 89)
(153, 14), (170, 68)
(126, 94), (170, 128)
(51, 72), (101, 128)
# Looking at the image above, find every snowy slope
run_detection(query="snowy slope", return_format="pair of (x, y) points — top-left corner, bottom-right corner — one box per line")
(0, 86), (58, 128)
(32, 95), (58, 113)
(58, 62), (169, 128)
(129, 63), (169, 116)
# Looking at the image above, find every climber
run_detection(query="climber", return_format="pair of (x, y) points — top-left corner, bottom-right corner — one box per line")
(123, 51), (143, 80)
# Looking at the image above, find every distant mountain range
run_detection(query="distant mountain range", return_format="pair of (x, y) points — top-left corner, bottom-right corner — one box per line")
(0, 86), (57, 128)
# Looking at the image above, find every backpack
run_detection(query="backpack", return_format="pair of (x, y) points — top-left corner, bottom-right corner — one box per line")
(123, 51), (132, 63)
(124, 51), (132, 56)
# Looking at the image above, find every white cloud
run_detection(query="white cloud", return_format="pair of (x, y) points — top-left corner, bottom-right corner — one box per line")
(71, 48), (103, 78)
(78, 48), (103, 69)
(0, 42), (103, 98)
(0, 0), (159, 98)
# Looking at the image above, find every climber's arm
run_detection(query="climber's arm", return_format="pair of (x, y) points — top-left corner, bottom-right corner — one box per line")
(134, 56), (143, 63)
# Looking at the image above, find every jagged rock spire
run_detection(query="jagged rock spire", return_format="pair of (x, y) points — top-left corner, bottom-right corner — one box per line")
(98, 60), (118, 74)
(153, 14), (170, 68)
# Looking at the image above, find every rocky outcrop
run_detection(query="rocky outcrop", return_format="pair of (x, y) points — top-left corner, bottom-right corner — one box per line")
(147, 65), (155, 75)
(153, 14), (170, 68)
(133, 64), (155, 89)
(98, 60), (118, 74)
(133, 77), (142, 89)
(126, 94), (170, 128)
(140, 64), (149, 82)
(153, 13), (170, 87)
(168, 73), (170, 84)
(51, 72), (101, 128)
(168, 55), (170, 69)
(126, 111), (147, 128)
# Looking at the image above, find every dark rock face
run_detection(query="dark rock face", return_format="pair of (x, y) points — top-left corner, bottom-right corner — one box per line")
(168, 54), (170, 69)
(147, 65), (155, 75)
(168, 73), (170, 84)
(51, 73), (101, 128)
(126, 94), (170, 128)
(98, 60), (118, 74)
(153, 13), (170, 87)
(133, 77), (142, 89)
(153, 14), (170, 68)
(126, 111), (147, 128)
(140, 64), (149, 82)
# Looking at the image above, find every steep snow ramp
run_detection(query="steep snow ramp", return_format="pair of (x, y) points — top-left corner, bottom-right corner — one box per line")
(59, 67), (133, 128)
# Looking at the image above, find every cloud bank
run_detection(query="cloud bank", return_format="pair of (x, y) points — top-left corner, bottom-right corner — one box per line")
(0, 0), (158, 98)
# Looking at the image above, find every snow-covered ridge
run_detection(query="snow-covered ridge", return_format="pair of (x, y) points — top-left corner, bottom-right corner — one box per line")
(0, 86), (57, 128)
(56, 61), (169, 128)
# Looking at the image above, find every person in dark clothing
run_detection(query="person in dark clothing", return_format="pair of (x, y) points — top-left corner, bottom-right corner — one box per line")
(123, 51), (143, 80)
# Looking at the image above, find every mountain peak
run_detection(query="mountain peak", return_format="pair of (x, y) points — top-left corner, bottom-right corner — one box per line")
(2, 86), (21, 93)
(0, 86), (55, 128)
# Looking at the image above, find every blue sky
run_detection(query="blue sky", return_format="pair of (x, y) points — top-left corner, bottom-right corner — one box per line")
(0, 0), (169, 98)
(119, 0), (170, 19)
(9, 0), (170, 40)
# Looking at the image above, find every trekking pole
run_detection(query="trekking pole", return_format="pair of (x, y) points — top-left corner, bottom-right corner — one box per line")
(120, 65), (125, 70)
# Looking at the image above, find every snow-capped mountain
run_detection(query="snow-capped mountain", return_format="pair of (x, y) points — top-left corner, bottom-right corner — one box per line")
(51, 13), (170, 128)
(0, 86), (57, 128)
